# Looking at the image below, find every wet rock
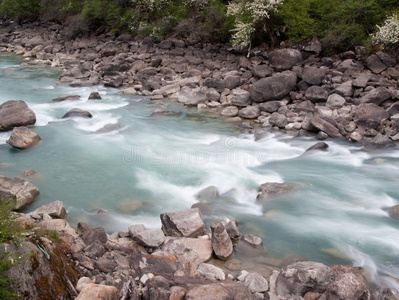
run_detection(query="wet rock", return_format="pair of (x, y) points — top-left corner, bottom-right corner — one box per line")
(269, 112), (288, 128)
(221, 106), (239, 117)
(311, 117), (342, 138)
(62, 108), (93, 119)
(221, 217), (241, 245)
(305, 86), (328, 103)
(276, 261), (335, 296)
(365, 54), (387, 74)
(388, 204), (399, 220)
(242, 234), (263, 249)
(197, 263), (225, 281)
(0, 175), (39, 210)
(365, 134), (395, 149)
(305, 142), (329, 152)
(250, 71), (297, 102)
(196, 186), (219, 200)
(76, 277), (118, 300)
(354, 103), (389, 131)
(128, 224), (165, 248)
(52, 95), (81, 102)
(0, 100), (36, 131)
(257, 182), (298, 200)
(161, 208), (206, 238)
(302, 66), (327, 86)
(268, 49), (303, 71)
(239, 106), (260, 119)
(211, 220), (233, 260)
(88, 91), (101, 100)
(32, 200), (67, 219)
(7, 126), (41, 149)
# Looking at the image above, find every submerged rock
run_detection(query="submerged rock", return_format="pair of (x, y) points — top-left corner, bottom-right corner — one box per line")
(31, 200), (67, 219)
(88, 91), (102, 100)
(0, 175), (39, 210)
(7, 126), (41, 149)
(257, 182), (298, 200)
(0, 100), (36, 131)
(305, 142), (329, 152)
(62, 108), (93, 119)
(52, 95), (81, 102)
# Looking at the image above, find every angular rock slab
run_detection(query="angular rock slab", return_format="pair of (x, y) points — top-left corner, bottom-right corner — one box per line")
(0, 100), (36, 131)
(197, 263), (225, 281)
(211, 220), (233, 260)
(7, 126), (41, 149)
(32, 200), (67, 219)
(161, 208), (205, 238)
(76, 277), (118, 300)
(0, 175), (39, 210)
(128, 224), (165, 248)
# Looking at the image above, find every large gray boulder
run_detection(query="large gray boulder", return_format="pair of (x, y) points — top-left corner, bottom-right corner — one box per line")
(252, 64), (273, 78)
(354, 103), (389, 131)
(364, 54), (387, 74)
(7, 126), (41, 149)
(302, 66), (327, 85)
(0, 100), (36, 131)
(210, 220), (233, 260)
(323, 273), (369, 300)
(268, 49), (303, 71)
(161, 208), (206, 238)
(197, 263), (225, 281)
(239, 106), (260, 119)
(250, 71), (297, 102)
(276, 261), (335, 296)
(305, 86), (328, 103)
(0, 176), (39, 210)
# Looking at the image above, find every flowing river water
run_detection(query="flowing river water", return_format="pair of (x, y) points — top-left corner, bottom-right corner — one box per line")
(1, 53), (399, 290)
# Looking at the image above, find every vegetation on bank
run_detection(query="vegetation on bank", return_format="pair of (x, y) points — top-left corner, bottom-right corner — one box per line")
(0, 0), (398, 54)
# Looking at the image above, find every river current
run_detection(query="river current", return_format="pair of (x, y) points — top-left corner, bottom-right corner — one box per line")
(1, 53), (399, 289)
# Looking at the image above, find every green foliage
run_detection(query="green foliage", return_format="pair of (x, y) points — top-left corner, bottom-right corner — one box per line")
(0, 0), (41, 21)
(0, 198), (24, 244)
(81, 0), (124, 31)
(0, 253), (18, 300)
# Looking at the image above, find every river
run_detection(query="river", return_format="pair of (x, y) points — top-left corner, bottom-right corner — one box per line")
(1, 52), (399, 290)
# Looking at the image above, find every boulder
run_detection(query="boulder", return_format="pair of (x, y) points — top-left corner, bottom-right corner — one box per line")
(269, 112), (288, 128)
(243, 272), (269, 293)
(276, 261), (335, 296)
(250, 71), (297, 102)
(161, 237), (212, 266)
(257, 182), (298, 200)
(231, 93), (251, 107)
(221, 106), (239, 117)
(310, 117), (342, 138)
(259, 101), (282, 113)
(252, 65), (273, 78)
(221, 217), (241, 245)
(7, 126), (41, 149)
(186, 283), (252, 300)
(302, 66), (327, 86)
(305, 142), (329, 152)
(204, 78), (225, 93)
(388, 204), (399, 220)
(326, 94), (346, 109)
(352, 74), (371, 88)
(76, 277), (118, 300)
(0, 100), (36, 131)
(224, 75), (241, 90)
(354, 103), (389, 131)
(305, 86), (328, 103)
(52, 95), (81, 102)
(364, 54), (387, 74)
(210, 220), (233, 261)
(161, 208), (206, 238)
(128, 224), (165, 248)
(78, 223), (108, 245)
(268, 49), (303, 71)
(367, 87), (392, 105)
(334, 81), (354, 97)
(239, 106), (260, 119)
(62, 108), (93, 119)
(376, 51), (396, 67)
(324, 273), (368, 300)
(197, 263), (225, 281)
(100, 41), (119, 57)
(0, 176), (39, 210)
(32, 200), (67, 219)
(196, 186), (219, 200)
(242, 234), (263, 249)
(88, 91), (101, 100)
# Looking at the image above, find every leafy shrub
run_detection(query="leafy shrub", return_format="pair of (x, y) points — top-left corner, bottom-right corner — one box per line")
(372, 13), (399, 48)
(0, 0), (41, 21)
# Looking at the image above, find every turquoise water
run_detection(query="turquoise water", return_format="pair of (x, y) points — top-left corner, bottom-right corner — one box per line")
(1, 53), (399, 289)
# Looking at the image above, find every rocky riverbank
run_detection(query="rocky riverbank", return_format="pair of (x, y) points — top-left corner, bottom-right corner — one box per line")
(1, 200), (397, 300)
(1, 22), (399, 149)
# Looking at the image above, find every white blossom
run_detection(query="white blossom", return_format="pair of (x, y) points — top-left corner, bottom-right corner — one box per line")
(371, 14), (399, 48)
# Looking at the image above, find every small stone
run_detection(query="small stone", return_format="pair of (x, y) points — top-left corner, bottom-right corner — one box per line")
(242, 234), (263, 249)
